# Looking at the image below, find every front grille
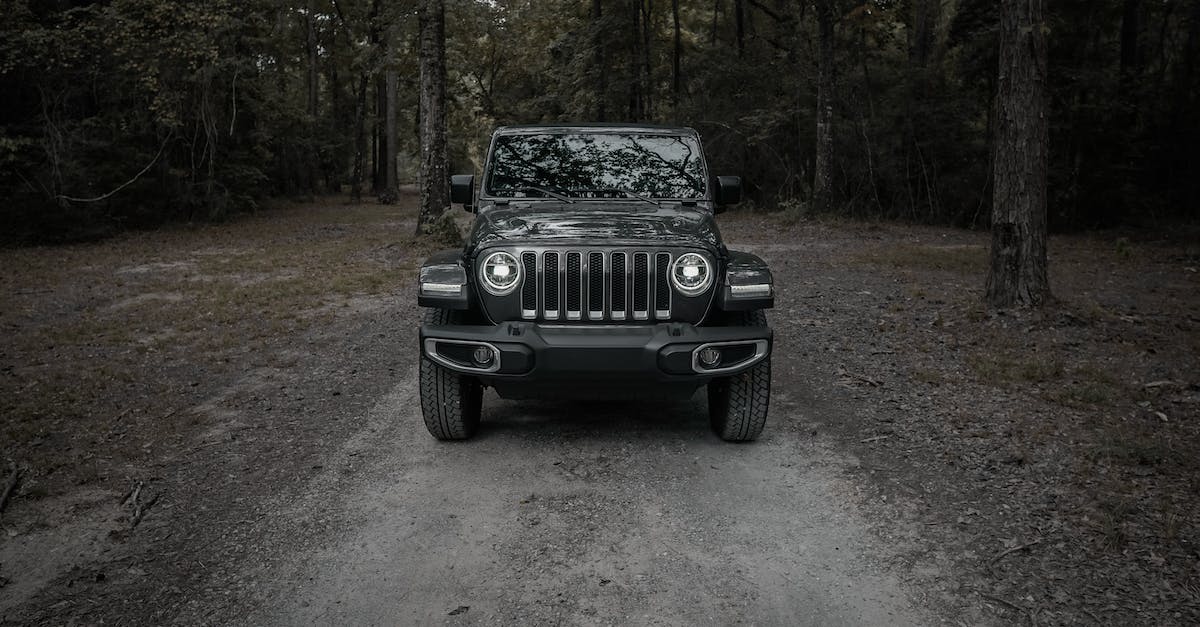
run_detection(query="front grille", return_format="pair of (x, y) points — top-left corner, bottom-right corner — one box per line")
(517, 249), (679, 322)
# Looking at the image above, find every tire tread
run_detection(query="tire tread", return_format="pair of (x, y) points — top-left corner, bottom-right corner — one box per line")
(419, 308), (482, 440)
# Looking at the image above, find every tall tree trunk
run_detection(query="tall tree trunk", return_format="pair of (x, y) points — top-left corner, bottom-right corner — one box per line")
(986, 0), (1050, 308)
(366, 0), (383, 194)
(1119, 0), (1143, 126)
(672, 0), (682, 110)
(734, 0), (745, 55)
(351, 74), (367, 202)
(417, 0), (450, 235)
(711, 0), (722, 45)
(594, 0), (607, 121)
(306, 1), (319, 117)
(909, 0), (940, 73)
(812, 0), (835, 214)
(629, 1), (643, 120)
(305, 0), (320, 194)
(642, 1), (653, 118)
(384, 68), (398, 201)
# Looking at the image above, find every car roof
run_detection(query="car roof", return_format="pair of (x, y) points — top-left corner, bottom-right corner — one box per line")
(494, 123), (698, 136)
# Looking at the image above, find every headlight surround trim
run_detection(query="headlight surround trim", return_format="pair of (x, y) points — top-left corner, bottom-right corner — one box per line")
(479, 251), (522, 295)
(670, 252), (714, 296)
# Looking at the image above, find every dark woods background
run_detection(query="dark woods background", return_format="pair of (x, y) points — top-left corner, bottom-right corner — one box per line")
(2, 0), (1199, 241)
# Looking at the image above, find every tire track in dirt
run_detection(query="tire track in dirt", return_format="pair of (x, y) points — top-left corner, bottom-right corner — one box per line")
(244, 372), (930, 625)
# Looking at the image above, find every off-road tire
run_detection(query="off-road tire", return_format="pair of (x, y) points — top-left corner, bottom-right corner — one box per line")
(419, 308), (483, 440)
(707, 309), (771, 442)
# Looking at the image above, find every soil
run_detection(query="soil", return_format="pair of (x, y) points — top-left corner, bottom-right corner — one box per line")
(1, 195), (1197, 625)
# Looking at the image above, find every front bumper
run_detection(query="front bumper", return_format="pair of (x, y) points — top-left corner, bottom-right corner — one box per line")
(420, 321), (771, 384)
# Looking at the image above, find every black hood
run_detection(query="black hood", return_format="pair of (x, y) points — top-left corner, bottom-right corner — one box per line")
(468, 202), (723, 253)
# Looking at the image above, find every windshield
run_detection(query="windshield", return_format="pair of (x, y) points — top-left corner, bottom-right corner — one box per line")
(484, 132), (708, 200)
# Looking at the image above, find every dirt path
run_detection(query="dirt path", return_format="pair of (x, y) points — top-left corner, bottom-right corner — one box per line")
(4, 200), (1196, 625)
(242, 375), (926, 626)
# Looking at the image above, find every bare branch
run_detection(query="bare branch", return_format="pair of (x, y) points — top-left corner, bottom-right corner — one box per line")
(57, 135), (172, 204)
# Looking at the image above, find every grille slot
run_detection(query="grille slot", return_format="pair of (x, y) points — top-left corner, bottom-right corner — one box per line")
(611, 253), (627, 320)
(655, 252), (671, 318)
(566, 252), (582, 320)
(544, 252), (560, 320)
(588, 252), (604, 319)
(632, 253), (649, 320)
(521, 252), (537, 317)
(512, 249), (692, 322)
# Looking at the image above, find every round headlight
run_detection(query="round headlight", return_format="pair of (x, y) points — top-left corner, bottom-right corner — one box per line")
(480, 251), (521, 295)
(671, 253), (713, 295)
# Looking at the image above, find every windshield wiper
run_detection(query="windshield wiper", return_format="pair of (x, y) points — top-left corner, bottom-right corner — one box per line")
(575, 188), (660, 205)
(510, 185), (574, 203)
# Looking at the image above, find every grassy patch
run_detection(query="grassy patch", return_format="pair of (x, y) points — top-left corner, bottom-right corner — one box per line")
(909, 367), (946, 386)
(0, 197), (422, 496)
(1043, 365), (1126, 408)
(966, 352), (1065, 385)
(855, 243), (987, 274)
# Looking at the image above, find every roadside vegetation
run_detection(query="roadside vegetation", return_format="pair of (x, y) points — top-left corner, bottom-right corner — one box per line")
(1, 196), (422, 502)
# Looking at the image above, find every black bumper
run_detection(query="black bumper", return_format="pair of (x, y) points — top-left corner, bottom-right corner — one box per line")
(420, 321), (771, 386)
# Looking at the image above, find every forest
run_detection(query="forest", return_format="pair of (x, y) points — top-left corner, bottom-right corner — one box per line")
(2, 0), (1199, 242)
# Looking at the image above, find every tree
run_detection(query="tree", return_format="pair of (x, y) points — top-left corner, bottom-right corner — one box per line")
(812, 0), (836, 214)
(416, 0), (449, 236)
(985, 0), (1050, 308)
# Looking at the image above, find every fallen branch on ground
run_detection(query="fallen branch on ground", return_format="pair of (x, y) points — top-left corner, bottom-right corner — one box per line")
(977, 590), (1038, 625)
(131, 493), (159, 528)
(121, 480), (159, 528)
(0, 463), (20, 514)
(837, 367), (882, 386)
(121, 480), (143, 507)
(988, 538), (1043, 572)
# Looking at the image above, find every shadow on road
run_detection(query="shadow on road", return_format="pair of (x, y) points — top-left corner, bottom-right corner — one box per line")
(473, 393), (717, 442)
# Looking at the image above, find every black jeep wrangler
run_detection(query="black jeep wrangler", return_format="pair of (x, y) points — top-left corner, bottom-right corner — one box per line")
(417, 124), (775, 441)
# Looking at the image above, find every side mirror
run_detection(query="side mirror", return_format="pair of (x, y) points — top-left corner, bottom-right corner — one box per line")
(450, 174), (475, 212)
(715, 176), (742, 210)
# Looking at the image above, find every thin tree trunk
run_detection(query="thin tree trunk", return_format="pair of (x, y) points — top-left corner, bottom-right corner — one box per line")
(629, 1), (642, 120)
(909, 0), (940, 73)
(367, 0), (383, 193)
(385, 68), (398, 201)
(735, 0), (745, 55)
(305, 0), (320, 194)
(672, 0), (682, 110)
(373, 77), (385, 192)
(417, 0), (450, 235)
(306, 1), (319, 118)
(594, 0), (607, 121)
(351, 74), (367, 202)
(986, 0), (1050, 308)
(1119, 0), (1143, 126)
(812, 0), (835, 214)
(711, 0), (722, 45)
(642, 0), (653, 118)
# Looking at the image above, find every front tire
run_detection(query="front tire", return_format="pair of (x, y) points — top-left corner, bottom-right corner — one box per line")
(419, 308), (483, 440)
(707, 310), (771, 442)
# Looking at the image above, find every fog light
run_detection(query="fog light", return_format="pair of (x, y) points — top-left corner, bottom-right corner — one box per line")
(698, 347), (722, 368)
(472, 346), (495, 366)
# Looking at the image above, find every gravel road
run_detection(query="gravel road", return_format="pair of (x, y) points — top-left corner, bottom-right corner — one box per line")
(244, 365), (928, 626)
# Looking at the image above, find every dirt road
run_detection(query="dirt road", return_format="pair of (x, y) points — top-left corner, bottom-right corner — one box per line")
(5, 201), (1196, 625)
(245, 374), (926, 626)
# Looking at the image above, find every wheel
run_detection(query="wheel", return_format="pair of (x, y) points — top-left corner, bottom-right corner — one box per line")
(419, 308), (483, 440)
(707, 309), (771, 442)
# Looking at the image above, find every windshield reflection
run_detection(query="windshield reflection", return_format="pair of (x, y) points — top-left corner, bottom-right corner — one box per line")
(485, 133), (707, 199)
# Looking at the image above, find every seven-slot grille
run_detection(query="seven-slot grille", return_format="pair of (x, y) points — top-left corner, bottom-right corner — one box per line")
(517, 250), (681, 321)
